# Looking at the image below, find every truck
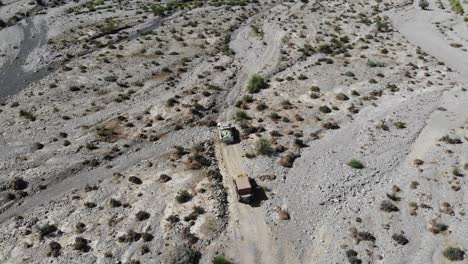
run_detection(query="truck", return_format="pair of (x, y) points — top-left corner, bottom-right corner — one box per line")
(217, 122), (235, 144)
(234, 174), (254, 204)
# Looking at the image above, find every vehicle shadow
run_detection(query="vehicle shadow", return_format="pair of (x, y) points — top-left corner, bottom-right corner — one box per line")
(250, 179), (268, 208)
(231, 127), (241, 144)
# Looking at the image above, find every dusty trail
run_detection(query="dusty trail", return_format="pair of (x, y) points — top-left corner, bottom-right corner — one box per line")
(217, 143), (279, 264)
(214, 2), (290, 262)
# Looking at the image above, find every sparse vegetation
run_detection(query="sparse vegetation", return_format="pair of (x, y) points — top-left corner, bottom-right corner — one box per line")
(176, 190), (192, 203)
(448, 0), (464, 14)
(392, 233), (409, 245)
(345, 249), (362, 264)
(348, 159), (364, 169)
(212, 255), (231, 264)
(247, 74), (268, 93)
(394, 122), (406, 129)
(256, 138), (274, 156)
(380, 200), (399, 212)
(135, 211), (150, 221)
(419, 0), (429, 10)
(165, 245), (200, 264)
(443, 246), (465, 261)
(233, 110), (250, 121)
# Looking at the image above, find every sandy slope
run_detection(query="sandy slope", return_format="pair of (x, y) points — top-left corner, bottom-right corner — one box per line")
(390, 1), (468, 82)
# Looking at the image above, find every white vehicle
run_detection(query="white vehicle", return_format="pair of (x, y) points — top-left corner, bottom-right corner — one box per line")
(217, 122), (235, 144)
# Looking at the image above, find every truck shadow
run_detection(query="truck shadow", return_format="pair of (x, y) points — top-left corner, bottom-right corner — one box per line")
(250, 179), (268, 208)
(231, 127), (241, 144)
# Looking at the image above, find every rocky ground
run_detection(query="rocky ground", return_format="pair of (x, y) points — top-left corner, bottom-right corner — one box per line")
(0, 0), (467, 263)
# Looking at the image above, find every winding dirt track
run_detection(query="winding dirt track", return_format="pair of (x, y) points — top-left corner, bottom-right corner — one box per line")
(216, 143), (279, 264)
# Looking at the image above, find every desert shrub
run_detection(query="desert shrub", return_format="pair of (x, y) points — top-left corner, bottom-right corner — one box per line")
(380, 200), (399, 212)
(47, 241), (62, 257)
(453, 168), (462, 176)
(278, 153), (298, 168)
(247, 74), (267, 93)
(86, 142), (98, 150)
(394, 122), (406, 129)
(176, 190), (192, 203)
(310, 86), (320, 92)
(11, 177), (28, 190)
(429, 220), (448, 234)
(357, 231), (376, 242)
(166, 215), (180, 224)
(310, 93), (320, 99)
(392, 233), (409, 245)
(73, 237), (90, 252)
(166, 98), (179, 107)
(233, 110), (250, 121)
(256, 138), (274, 156)
(322, 121), (340, 129)
(269, 112), (281, 120)
(165, 245), (200, 264)
(38, 224), (58, 239)
(184, 206), (205, 221)
(448, 0), (464, 14)
(335, 93), (349, 101)
(344, 71), (355, 77)
(84, 202), (96, 208)
(19, 110), (36, 121)
(319, 105), (331, 113)
(128, 176), (142, 184)
(419, 0), (429, 10)
(75, 222), (86, 233)
(142, 233), (154, 241)
(345, 249), (362, 264)
(348, 159), (364, 169)
(256, 102), (268, 111)
(374, 16), (391, 32)
(118, 230), (142, 243)
(159, 174), (172, 183)
(450, 43), (463, 48)
(439, 135), (462, 144)
(135, 211), (150, 221)
(386, 193), (401, 202)
(109, 198), (122, 207)
(104, 75), (117, 82)
(367, 60), (386, 67)
(443, 247), (465, 261)
(212, 255), (231, 264)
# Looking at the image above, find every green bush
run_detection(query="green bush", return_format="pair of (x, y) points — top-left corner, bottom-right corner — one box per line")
(165, 245), (200, 264)
(448, 0), (464, 14)
(256, 138), (274, 156)
(380, 200), (399, 212)
(392, 233), (409, 245)
(419, 0), (429, 10)
(212, 255), (231, 264)
(19, 110), (36, 121)
(394, 122), (406, 129)
(443, 246), (465, 261)
(233, 110), (250, 121)
(176, 190), (192, 203)
(348, 159), (364, 169)
(247, 74), (267, 93)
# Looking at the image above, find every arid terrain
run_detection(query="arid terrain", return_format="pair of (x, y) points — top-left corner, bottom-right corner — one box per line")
(0, 0), (467, 263)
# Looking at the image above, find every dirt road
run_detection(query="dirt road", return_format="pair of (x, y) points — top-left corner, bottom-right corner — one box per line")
(216, 142), (279, 264)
